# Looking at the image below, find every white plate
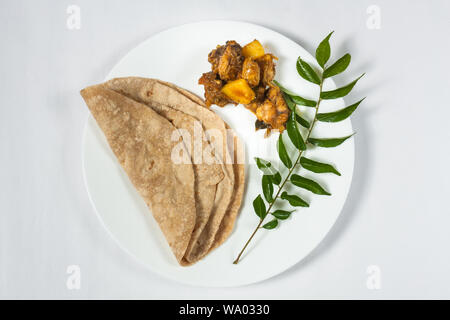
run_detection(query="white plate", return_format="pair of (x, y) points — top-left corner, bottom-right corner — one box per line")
(82, 21), (354, 287)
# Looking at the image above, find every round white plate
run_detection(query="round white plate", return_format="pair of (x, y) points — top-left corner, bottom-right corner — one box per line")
(82, 21), (354, 287)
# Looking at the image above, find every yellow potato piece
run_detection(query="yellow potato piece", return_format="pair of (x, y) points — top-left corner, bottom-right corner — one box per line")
(221, 79), (255, 105)
(242, 40), (265, 59)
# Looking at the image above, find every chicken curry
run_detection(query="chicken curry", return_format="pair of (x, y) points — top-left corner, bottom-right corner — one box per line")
(199, 40), (289, 136)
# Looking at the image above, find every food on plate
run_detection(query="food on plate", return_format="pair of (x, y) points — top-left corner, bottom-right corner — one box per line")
(103, 78), (224, 264)
(221, 79), (255, 104)
(208, 40), (244, 81)
(81, 78), (245, 265)
(199, 39), (290, 136)
(80, 86), (196, 263)
(104, 78), (236, 264)
(241, 57), (260, 87)
(242, 39), (265, 59)
(198, 71), (232, 107)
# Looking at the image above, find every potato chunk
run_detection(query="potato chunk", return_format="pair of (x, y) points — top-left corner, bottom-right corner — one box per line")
(242, 40), (265, 59)
(221, 79), (255, 104)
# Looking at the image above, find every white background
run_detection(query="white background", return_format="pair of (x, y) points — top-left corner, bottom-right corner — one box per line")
(1, 0), (449, 299)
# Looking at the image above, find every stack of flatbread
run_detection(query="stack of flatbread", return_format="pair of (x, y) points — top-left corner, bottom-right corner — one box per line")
(80, 77), (245, 265)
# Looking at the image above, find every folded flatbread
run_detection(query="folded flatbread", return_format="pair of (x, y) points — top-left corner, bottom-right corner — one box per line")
(80, 85), (196, 263)
(102, 78), (226, 264)
(81, 77), (245, 265)
(104, 78), (235, 263)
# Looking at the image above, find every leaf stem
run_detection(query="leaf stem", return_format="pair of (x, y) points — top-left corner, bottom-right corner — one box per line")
(233, 79), (324, 264)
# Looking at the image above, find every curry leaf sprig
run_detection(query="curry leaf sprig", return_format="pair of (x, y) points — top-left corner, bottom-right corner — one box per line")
(233, 32), (365, 264)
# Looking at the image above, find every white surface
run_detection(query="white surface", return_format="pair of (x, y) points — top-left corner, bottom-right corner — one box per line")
(83, 21), (354, 286)
(1, 0), (450, 298)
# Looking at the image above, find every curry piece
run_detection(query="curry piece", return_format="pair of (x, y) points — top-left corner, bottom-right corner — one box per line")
(208, 40), (244, 81)
(198, 71), (234, 107)
(241, 58), (260, 87)
(256, 54), (277, 86)
(199, 39), (289, 135)
(245, 86), (266, 114)
(247, 85), (289, 134)
(262, 86), (289, 131)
